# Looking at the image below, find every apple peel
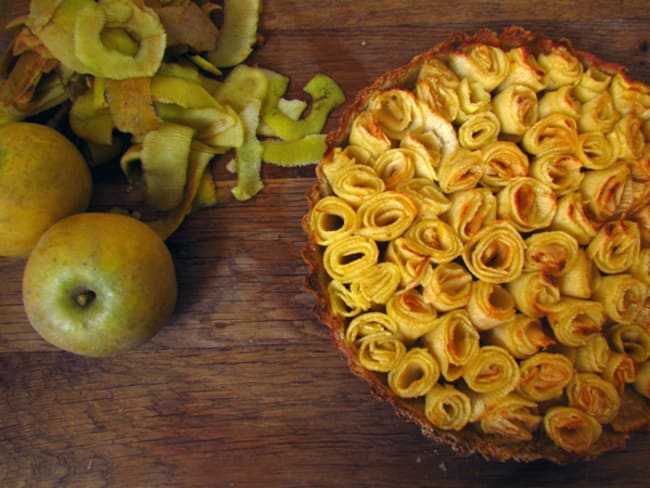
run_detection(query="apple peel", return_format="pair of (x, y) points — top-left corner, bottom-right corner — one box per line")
(69, 90), (114, 145)
(73, 0), (166, 79)
(261, 73), (345, 141)
(206, 0), (261, 68)
(216, 64), (269, 200)
(120, 122), (195, 212)
(27, 0), (96, 73)
(147, 144), (215, 239)
(261, 134), (327, 167)
(105, 77), (161, 136)
(154, 1), (219, 52)
(151, 75), (222, 110)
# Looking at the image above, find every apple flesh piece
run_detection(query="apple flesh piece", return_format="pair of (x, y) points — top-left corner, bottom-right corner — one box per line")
(22, 212), (177, 357)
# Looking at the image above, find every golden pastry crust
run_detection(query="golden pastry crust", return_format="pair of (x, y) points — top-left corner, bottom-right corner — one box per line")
(302, 26), (650, 463)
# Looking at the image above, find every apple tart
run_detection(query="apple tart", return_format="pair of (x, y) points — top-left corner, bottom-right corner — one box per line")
(302, 26), (650, 463)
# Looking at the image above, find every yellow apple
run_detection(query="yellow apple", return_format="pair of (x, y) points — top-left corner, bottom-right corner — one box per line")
(0, 122), (92, 257)
(22, 212), (177, 357)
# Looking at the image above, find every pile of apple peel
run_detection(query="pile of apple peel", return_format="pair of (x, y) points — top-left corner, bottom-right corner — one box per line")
(0, 0), (345, 239)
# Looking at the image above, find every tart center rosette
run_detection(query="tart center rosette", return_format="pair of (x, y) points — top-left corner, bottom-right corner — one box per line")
(303, 27), (650, 463)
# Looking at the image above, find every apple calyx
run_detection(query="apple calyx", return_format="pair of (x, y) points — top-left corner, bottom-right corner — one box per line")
(74, 289), (97, 308)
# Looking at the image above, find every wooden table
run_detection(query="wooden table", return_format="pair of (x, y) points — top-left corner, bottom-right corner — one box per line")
(1, 1), (649, 486)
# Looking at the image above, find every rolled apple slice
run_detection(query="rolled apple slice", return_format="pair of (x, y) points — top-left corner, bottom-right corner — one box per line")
(609, 114), (645, 160)
(480, 141), (530, 190)
(373, 148), (432, 189)
(587, 220), (641, 274)
(593, 274), (648, 325)
(422, 309), (480, 382)
(522, 113), (578, 156)
(462, 220), (525, 284)
(630, 248), (650, 286)
(550, 192), (600, 246)
(319, 147), (357, 184)
(457, 111), (500, 149)
(537, 45), (584, 89)
(462, 346), (520, 421)
(498, 46), (546, 92)
(436, 147), (484, 193)
(420, 262), (473, 311)
(574, 64), (612, 102)
(443, 187), (497, 242)
(484, 314), (554, 359)
(386, 288), (438, 343)
(448, 43), (509, 92)
(496, 177), (557, 232)
(558, 249), (598, 299)
(387, 347), (440, 399)
(578, 92), (620, 133)
(634, 361), (650, 399)
(368, 88), (425, 140)
(356, 332), (407, 373)
(357, 191), (417, 241)
(455, 78), (491, 122)
(538, 86), (581, 119)
(348, 110), (391, 159)
(415, 58), (461, 122)
(572, 334), (611, 373)
(620, 177), (650, 219)
(399, 133), (442, 179)
(517, 352), (574, 402)
(609, 71), (650, 118)
(543, 407), (602, 454)
(638, 294), (650, 331)
(479, 393), (542, 441)
(424, 383), (472, 431)
(345, 311), (399, 346)
(349, 262), (401, 308)
(606, 323), (650, 363)
(322, 235), (379, 283)
(546, 298), (605, 347)
(462, 345), (519, 395)
(530, 151), (584, 197)
(467, 281), (516, 331)
(603, 352), (637, 392)
(327, 279), (367, 318)
(579, 163), (631, 222)
(418, 105), (460, 159)
(631, 205), (650, 247)
(330, 164), (385, 209)
(395, 178), (451, 217)
(308, 196), (359, 246)
(403, 218), (463, 264)
(507, 271), (561, 318)
(524, 230), (579, 276)
(417, 57), (461, 90)
(384, 237), (430, 288)
(492, 84), (538, 135)
(576, 131), (617, 170)
(630, 144), (650, 181)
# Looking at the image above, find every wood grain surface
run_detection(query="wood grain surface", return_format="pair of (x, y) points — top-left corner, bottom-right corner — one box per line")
(1, 1), (649, 486)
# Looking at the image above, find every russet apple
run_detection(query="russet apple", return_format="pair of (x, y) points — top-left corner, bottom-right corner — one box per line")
(0, 122), (92, 257)
(22, 212), (177, 357)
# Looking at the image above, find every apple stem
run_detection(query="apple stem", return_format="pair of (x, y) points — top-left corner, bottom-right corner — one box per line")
(75, 290), (96, 308)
